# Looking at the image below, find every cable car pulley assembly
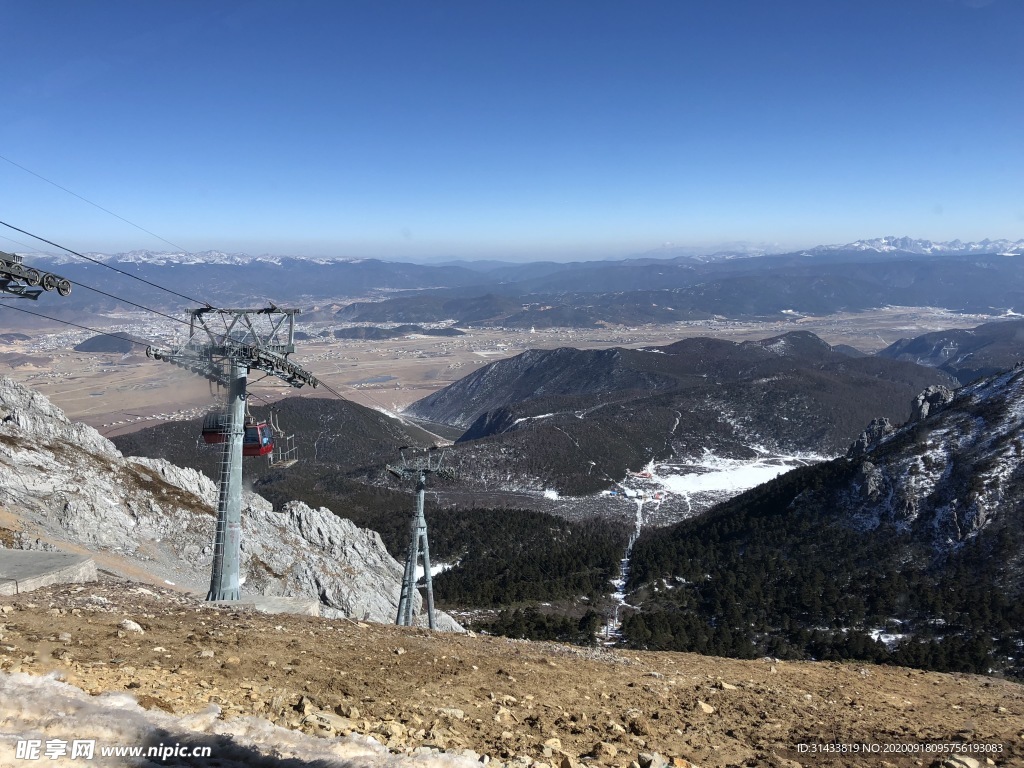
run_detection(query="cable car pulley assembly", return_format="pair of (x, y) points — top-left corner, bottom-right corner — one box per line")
(1, 251), (72, 300)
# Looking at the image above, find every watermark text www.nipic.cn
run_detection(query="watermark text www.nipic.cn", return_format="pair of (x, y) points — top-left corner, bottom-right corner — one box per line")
(796, 741), (1004, 756)
(16, 739), (213, 761)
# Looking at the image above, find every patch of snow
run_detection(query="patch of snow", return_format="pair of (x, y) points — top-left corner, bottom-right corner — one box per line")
(511, 413), (555, 427)
(869, 629), (909, 648)
(415, 561), (456, 580)
(0, 672), (480, 767)
(654, 452), (826, 496)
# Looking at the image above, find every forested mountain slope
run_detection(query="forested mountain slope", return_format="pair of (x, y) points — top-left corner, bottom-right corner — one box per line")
(623, 364), (1024, 678)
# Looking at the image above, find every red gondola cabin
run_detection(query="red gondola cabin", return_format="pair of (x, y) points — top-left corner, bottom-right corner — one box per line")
(201, 413), (274, 457)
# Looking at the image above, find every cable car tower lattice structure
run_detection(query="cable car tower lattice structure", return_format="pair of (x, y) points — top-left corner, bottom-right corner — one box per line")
(146, 307), (319, 601)
(387, 447), (451, 630)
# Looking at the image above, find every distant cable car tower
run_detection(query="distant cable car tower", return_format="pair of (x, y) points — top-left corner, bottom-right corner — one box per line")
(147, 307), (318, 601)
(387, 446), (451, 629)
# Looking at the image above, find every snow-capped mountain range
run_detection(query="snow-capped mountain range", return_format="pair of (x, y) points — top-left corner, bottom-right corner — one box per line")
(26, 249), (343, 266)
(808, 235), (1024, 257)
(15, 236), (1024, 266)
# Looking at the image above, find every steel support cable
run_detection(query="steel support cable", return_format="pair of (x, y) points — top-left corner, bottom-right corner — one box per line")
(0, 220), (213, 308)
(0, 241), (192, 328)
(0, 231), (47, 253)
(313, 376), (397, 413)
(2, 226), (397, 415)
(0, 153), (194, 256)
(69, 278), (191, 327)
(0, 301), (158, 351)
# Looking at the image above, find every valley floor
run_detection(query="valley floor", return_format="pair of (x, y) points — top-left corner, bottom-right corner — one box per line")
(1, 306), (999, 435)
(1, 577), (1021, 768)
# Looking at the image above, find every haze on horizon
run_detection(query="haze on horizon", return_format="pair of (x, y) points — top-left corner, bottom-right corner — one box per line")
(1, 0), (1022, 263)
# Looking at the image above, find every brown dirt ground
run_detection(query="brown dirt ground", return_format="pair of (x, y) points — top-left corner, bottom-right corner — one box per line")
(1, 578), (1021, 768)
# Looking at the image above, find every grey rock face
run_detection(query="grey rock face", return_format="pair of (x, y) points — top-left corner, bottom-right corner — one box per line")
(0, 376), (117, 460)
(909, 385), (954, 422)
(847, 418), (895, 457)
(840, 368), (1024, 545)
(0, 376), (460, 630)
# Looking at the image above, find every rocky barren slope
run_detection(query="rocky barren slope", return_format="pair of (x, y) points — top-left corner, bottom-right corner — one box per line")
(1, 578), (1021, 768)
(0, 376), (456, 628)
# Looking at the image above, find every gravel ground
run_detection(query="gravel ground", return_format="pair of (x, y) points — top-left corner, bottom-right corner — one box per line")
(1, 577), (1021, 768)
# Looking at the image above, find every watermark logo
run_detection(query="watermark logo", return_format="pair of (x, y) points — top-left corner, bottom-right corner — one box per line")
(15, 739), (210, 761)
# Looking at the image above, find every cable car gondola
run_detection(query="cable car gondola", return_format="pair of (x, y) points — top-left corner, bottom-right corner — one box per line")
(200, 411), (274, 457)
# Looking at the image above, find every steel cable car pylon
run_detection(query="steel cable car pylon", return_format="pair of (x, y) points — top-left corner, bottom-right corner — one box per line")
(147, 307), (318, 601)
(387, 446), (451, 629)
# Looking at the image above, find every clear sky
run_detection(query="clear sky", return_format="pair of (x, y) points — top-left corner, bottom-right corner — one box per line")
(1, 0), (1022, 261)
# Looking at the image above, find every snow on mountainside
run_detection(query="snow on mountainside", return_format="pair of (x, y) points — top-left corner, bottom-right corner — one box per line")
(406, 332), (955, 501)
(0, 376), (459, 629)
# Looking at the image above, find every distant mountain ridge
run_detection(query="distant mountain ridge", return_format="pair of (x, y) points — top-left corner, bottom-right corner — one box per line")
(808, 235), (1024, 256)
(878, 317), (1024, 384)
(407, 331), (956, 495)
(18, 235), (1024, 324)
(20, 235), (1024, 266)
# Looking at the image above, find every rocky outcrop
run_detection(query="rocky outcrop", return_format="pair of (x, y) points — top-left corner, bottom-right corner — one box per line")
(0, 376), (116, 459)
(847, 417), (895, 457)
(910, 385), (954, 422)
(242, 497), (458, 630)
(840, 368), (1024, 543)
(0, 376), (460, 630)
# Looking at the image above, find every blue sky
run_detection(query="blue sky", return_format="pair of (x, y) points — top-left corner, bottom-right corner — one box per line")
(1, 0), (1022, 261)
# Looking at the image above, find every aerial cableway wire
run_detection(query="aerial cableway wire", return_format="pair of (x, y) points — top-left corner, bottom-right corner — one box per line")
(0, 238), (363, 408)
(0, 153), (195, 256)
(0, 301), (159, 351)
(0, 219), (213, 308)
(2, 222), (364, 400)
(2, 230), (194, 327)
(0, 301), (289, 411)
(0, 228), (394, 414)
(1, 162), (400, 414)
